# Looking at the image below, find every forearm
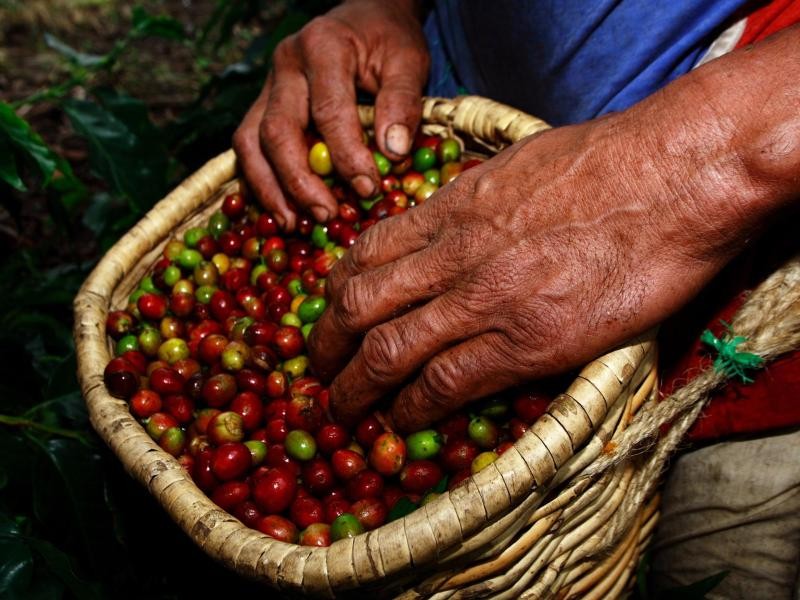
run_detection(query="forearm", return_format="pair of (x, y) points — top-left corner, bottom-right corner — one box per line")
(616, 25), (800, 260)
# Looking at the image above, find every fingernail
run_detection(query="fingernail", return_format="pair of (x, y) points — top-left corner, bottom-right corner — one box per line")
(283, 212), (297, 233)
(377, 411), (396, 433)
(351, 174), (375, 198)
(388, 406), (406, 435)
(385, 123), (411, 156)
(274, 213), (287, 229)
(322, 399), (335, 423)
(311, 205), (331, 222)
(326, 383), (341, 421)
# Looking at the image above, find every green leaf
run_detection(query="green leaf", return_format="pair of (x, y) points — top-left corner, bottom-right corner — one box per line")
(5, 313), (73, 352)
(0, 513), (23, 536)
(387, 497), (419, 522)
(200, 0), (252, 49)
(48, 167), (87, 213)
(0, 337), (44, 415)
(92, 88), (161, 143)
(27, 538), (102, 600)
(0, 542), (33, 595)
(258, 10), (312, 63)
(635, 551), (651, 600)
(28, 392), (89, 432)
(658, 571), (729, 599)
(0, 516), (33, 596)
(43, 33), (107, 68)
(431, 475), (449, 495)
(63, 98), (167, 211)
(0, 103), (59, 185)
(0, 102), (85, 213)
(82, 192), (139, 251)
(131, 6), (187, 40)
(42, 354), (82, 405)
(14, 576), (64, 600)
(166, 63), (264, 158)
(0, 258), (88, 321)
(31, 439), (113, 572)
(0, 133), (25, 191)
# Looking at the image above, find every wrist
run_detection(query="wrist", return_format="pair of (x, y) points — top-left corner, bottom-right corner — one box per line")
(693, 29), (800, 210)
(624, 27), (800, 259)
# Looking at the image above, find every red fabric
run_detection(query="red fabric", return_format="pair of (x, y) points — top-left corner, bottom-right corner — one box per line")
(659, 220), (800, 443)
(655, 4), (800, 444)
(735, 0), (800, 47)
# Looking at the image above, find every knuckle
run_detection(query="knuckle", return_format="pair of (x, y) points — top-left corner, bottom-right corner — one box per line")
(325, 265), (344, 299)
(403, 44), (429, 66)
(391, 397), (421, 432)
(298, 17), (333, 53)
(378, 88), (421, 124)
(360, 325), (403, 383)
(506, 297), (564, 351)
(335, 278), (367, 331)
(461, 264), (515, 309)
(326, 260), (350, 300)
(311, 93), (346, 129)
(232, 127), (250, 155)
(328, 381), (356, 425)
(281, 172), (308, 199)
(272, 37), (295, 65)
(381, 71), (419, 96)
(258, 116), (283, 147)
(348, 228), (380, 269)
(473, 170), (499, 199)
(420, 357), (461, 403)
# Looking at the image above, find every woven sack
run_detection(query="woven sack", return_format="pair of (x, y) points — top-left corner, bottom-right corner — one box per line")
(75, 95), (800, 598)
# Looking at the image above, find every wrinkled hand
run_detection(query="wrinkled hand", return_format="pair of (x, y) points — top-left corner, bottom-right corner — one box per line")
(308, 106), (755, 432)
(233, 0), (428, 231)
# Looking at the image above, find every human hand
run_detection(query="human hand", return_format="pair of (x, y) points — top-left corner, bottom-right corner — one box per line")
(232, 0), (429, 231)
(308, 96), (771, 431)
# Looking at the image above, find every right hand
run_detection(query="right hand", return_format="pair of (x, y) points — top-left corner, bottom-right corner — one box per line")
(233, 0), (430, 231)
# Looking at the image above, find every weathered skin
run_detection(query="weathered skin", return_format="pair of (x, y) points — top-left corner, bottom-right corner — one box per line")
(234, 1), (800, 431)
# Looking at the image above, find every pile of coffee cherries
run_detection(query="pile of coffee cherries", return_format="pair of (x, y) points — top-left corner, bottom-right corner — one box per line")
(103, 132), (552, 546)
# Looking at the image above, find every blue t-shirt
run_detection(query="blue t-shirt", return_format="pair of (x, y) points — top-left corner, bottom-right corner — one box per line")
(425, 0), (749, 126)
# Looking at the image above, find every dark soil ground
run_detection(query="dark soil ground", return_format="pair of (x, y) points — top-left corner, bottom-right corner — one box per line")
(0, 0), (262, 254)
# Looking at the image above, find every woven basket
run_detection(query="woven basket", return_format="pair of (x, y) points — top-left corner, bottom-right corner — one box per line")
(75, 95), (698, 598)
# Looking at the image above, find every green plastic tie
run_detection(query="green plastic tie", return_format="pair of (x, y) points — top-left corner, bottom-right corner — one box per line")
(700, 322), (764, 384)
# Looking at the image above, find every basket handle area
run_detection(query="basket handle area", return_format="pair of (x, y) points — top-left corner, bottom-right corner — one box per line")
(359, 95), (550, 151)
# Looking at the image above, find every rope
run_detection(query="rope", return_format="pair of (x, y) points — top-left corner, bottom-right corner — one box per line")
(583, 254), (800, 553)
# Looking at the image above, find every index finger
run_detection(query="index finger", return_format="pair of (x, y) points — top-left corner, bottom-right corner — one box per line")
(327, 291), (482, 426)
(307, 210), (435, 380)
(259, 42), (338, 222)
(308, 244), (444, 382)
(233, 78), (298, 231)
(326, 204), (434, 299)
(391, 332), (523, 432)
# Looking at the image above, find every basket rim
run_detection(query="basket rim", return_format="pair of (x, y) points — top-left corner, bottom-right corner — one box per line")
(73, 95), (655, 595)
